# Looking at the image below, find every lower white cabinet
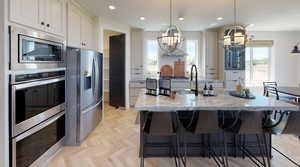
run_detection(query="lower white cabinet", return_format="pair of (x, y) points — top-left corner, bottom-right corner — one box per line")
(224, 70), (245, 90)
(130, 81), (145, 107)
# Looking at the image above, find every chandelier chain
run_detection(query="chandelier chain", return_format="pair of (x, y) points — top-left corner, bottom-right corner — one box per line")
(234, 0), (237, 26)
(170, 0), (173, 26)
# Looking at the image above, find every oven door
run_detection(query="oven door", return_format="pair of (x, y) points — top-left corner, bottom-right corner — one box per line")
(10, 26), (66, 71)
(11, 77), (65, 137)
(12, 112), (65, 167)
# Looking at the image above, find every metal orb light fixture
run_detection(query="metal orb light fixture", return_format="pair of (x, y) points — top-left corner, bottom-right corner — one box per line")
(157, 0), (184, 54)
(223, 0), (247, 48)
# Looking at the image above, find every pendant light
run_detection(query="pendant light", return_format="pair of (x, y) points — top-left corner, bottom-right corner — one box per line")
(157, 0), (184, 54)
(223, 0), (247, 48)
(291, 42), (300, 54)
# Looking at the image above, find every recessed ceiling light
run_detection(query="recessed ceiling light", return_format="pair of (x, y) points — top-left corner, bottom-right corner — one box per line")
(217, 17), (223, 21)
(178, 17), (185, 21)
(108, 5), (116, 10)
(140, 17), (146, 21)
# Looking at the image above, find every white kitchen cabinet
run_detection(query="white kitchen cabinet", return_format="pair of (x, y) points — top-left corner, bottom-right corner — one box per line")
(68, 3), (96, 50)
(81, 16), (95, 50)
(9, 0), (66, 36)
(205, 31), (218, 79)
(131, 29), (144, 80)
(45, 0), (66, 36)
(129, 81), (145, 107)
(67, 4), (81, 48)
(224, 70), (245, 90)
(10, 0), (41, 29)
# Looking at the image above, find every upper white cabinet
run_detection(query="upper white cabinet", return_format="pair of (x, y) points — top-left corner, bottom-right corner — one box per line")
(130, 29), (144, 80)
(45, 0), (66, 36)
(10, 0), (41, 29)
(67, 3), (96, 50)
(67, 4), (82, 48)
(204, 31), (218, 79)
(9, 0), (66, 37)
(81, 16), (95, 50)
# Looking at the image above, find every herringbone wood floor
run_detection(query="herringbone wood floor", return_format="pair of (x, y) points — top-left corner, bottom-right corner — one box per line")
(46, 105), (300, 167)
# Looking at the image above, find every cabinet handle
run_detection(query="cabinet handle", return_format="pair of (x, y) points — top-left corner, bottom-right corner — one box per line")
(46, 24), (50, 27)
(41, 22), (45, 25)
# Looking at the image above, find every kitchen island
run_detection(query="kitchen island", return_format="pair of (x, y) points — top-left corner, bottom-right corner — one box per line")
(135, 89), (299, 159)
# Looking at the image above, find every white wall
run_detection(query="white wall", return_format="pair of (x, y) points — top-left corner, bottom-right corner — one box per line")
(143, 31), (204, 73)
(98, 17), (131, 109)
(0, 0), (9, 166)
(249, 31), (300, 86)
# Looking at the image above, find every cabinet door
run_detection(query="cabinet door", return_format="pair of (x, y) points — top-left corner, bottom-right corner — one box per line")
(10, 0), (42, 29)
(205, 32), (218, 69)
(46, 0), (66, 36)
(81, 16), (94, 50)
(67, 4), (82, 48)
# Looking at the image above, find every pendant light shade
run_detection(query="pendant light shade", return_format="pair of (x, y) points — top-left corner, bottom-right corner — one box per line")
(291, 43), (300, 54)
(157, 0), (184, 54)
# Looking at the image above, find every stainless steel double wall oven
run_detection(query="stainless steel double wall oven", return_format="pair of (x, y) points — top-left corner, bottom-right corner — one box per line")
(9, 26), (66, 167)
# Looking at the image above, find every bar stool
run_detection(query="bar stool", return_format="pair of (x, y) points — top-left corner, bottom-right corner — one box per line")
(265, 111), (300, 166)
(184, 111), (229, 167)
(141, 112), (182, 167)
(233, 111), (271, 167)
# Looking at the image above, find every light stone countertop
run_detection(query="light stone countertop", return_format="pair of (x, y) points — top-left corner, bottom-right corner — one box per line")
(134, 89), (300, 112)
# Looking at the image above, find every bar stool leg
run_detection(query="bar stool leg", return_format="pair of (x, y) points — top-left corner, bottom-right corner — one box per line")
(263, 133), (271, 167)
(140, 157), (144, 167)
(256, 134), (267, 167)
(223, 132), (229, 167)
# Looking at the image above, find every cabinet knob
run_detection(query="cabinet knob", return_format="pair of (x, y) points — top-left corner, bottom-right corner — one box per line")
(41, 22), (45, 25)
(46, 24), (50, 27)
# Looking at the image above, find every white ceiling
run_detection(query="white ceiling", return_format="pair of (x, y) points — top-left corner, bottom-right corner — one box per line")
(76, 0), (300, 31)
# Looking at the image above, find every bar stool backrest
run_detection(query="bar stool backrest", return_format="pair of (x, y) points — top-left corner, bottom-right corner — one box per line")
(283, 112), (300, 135)
(148, 112), (176, 136)
(263, 82), (279, 100)
(238, 112), (264, 134)
(194, 111), (220, 134)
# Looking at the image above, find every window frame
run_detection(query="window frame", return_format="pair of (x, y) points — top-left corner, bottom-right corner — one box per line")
(246, 46), (272, 87)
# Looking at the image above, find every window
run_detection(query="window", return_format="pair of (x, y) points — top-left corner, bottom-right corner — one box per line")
(145, 40), (159, 77)
(185, 40), (199, 74)
(246, 47), (271, 87)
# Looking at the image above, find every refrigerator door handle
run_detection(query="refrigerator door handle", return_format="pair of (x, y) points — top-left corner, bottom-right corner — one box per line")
(92, 57), (96, 96)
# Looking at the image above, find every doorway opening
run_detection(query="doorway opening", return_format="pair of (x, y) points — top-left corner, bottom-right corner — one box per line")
(245, 47), (271, 87)
(103, 30), (126, 108)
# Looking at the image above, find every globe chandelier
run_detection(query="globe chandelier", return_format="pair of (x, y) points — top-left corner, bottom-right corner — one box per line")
(157, 0), (184, 54)
(223, 0), (247, 48)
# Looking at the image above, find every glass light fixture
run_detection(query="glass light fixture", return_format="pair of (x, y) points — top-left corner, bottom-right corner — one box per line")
(223, 0), (247, 48)
(157, 0), (184, 54)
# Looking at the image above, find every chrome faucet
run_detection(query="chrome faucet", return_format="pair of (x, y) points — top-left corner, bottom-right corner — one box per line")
(190, 64), (198, 96)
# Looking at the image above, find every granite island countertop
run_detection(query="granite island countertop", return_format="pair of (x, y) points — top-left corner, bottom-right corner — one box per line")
(134, 89), (300, 112)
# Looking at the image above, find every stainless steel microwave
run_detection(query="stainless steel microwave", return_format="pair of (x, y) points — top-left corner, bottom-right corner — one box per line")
(9, 26), (66, 71)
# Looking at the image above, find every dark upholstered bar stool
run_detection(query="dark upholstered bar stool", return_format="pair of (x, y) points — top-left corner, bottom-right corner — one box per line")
(265, 111), (300, 166)
(141, 112), (181, 167)
(184, 111), (228, 167)
(233, 112), (271, 167)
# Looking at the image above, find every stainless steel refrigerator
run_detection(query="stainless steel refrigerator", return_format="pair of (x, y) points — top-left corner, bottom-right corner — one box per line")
(65, 47), (103, 145)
